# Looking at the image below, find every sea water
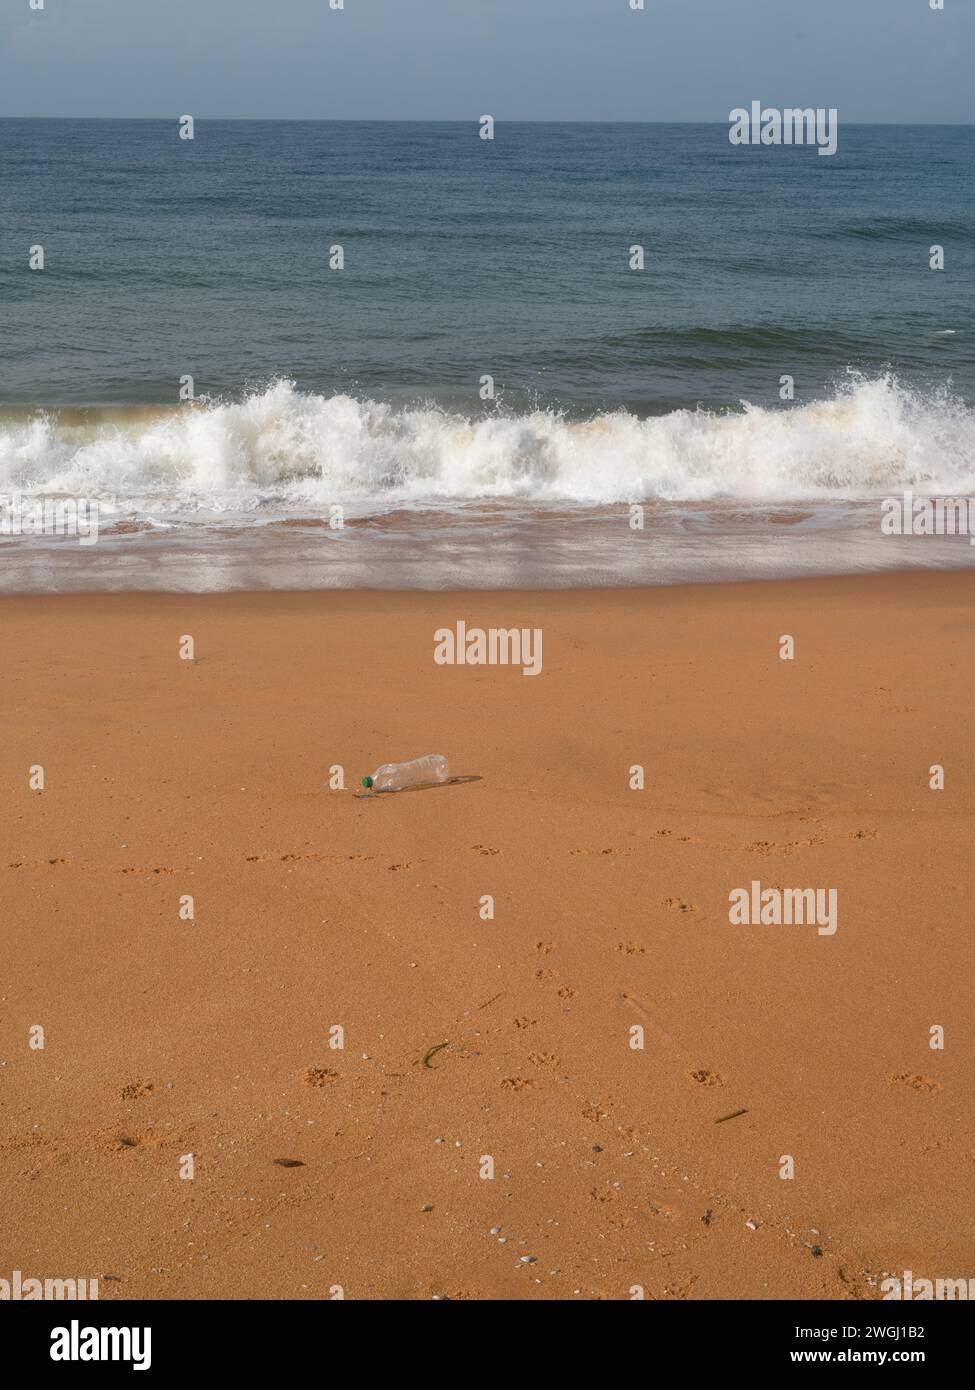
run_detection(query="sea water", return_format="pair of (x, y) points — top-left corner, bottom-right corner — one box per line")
(1, 119), (973, 591)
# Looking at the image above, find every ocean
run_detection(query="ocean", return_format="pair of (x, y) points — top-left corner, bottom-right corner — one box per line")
(1, 118), (973, 591)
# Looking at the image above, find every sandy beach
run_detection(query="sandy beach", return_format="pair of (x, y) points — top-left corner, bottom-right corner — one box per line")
(1, 572), (972, 1301)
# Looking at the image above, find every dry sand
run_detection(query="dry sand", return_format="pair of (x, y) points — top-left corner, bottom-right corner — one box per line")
(1, 573), (972, 1300)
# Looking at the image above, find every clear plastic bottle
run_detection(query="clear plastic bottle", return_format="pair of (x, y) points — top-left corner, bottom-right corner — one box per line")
(362, 754), (449, 793)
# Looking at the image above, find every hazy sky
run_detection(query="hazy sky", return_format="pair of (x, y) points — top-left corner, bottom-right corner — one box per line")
(0, 0), (971, 123)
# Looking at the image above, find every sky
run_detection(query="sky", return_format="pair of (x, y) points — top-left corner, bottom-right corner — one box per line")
(0, 0), (972, 124)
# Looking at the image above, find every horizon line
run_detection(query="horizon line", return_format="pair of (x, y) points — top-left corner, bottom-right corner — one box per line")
(0, 115), (973, 127)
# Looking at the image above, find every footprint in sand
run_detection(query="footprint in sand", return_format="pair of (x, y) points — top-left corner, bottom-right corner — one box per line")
(471, 845), (500, 856)
(111, 1131), (162, 1152)
(890, 1073), (941, 1093)
(557, 985), (576, 1000)
(120, 1082), (154, 1101)
(304, 1067), (339, 1088)
(745, 838), (821, 856)
(249, 852), (373, 863)
(662, 897), (699, 913)
(850, 830), (878, 840)
(689, 1069), (725, 1088)
(500, 1077), (533, 1091)
(570, 847), (627, 857)
(616, 942), (646, 955)
(535, 941), (554, 954)
(591, 1185), (621, 1203)
(528, 1052), (561, 1068)
(7, 858), (70, 869)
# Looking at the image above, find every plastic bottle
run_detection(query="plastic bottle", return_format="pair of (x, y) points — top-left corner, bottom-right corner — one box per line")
(361, 754), (449, 793)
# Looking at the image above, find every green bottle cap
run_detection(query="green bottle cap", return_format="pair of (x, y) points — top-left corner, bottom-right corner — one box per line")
(361, 776), (373, 788)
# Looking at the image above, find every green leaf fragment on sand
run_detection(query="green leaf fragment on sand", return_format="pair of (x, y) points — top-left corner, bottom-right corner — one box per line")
(422, 1042), (450, 1069)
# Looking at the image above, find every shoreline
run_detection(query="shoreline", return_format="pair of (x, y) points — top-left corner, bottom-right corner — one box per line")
(4, 502), (975, 595)
(0, 562), (971, 596)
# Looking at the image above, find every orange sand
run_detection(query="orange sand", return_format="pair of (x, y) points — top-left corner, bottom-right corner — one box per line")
(1, 573), (972, 1300)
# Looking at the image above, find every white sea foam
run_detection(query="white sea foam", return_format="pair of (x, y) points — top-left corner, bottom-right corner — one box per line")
(1, 374), (973, 518)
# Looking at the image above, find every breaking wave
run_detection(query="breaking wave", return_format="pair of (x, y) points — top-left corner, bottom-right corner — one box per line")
(1, 373), (973, 518)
